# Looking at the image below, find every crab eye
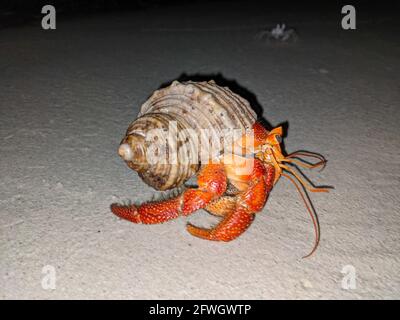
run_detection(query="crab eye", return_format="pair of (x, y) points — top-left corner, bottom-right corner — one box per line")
(275, 135), (282, 143)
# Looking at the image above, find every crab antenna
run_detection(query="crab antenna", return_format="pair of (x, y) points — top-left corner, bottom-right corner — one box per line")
(281, 158), (325, 170)
(287, 151), (325, 161)
(280, 164), (329, 193)
(281, 172), (320, 258)
(287, 151), (327, 170)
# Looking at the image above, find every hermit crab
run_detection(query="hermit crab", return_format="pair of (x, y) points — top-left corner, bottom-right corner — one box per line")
(111, 80), (328, 257)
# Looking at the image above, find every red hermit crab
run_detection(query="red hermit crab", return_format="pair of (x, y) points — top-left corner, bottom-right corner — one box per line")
(111, 80), (328, 257)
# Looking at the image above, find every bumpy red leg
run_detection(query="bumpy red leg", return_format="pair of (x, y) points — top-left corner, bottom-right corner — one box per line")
(111, 163), (227, 224)
(187, 160), (275, 241)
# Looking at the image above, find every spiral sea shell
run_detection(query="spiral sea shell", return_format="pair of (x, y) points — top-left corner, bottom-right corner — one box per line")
(118, 80), (257, 190)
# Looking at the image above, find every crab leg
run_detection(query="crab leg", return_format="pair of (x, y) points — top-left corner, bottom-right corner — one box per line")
(111, 163), (227, 224)
(187, 160), (275, 241)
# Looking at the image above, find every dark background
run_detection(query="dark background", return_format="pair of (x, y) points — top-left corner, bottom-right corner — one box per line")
(1, 0), (399, 29)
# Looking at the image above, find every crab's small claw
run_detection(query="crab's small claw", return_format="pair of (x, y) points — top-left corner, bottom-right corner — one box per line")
(187, 207), (255, 241)
(205, 196), (237, 217)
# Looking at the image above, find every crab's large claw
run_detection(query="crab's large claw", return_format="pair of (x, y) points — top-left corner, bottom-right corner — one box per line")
(111, 164), (227, 224)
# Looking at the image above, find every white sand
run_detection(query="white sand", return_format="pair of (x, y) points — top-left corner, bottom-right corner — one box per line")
(1, 3), (399, 299)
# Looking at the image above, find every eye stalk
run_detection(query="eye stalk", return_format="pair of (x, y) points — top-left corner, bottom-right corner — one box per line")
(262, 126), (328, 190)
(265, 126), (283, 146)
